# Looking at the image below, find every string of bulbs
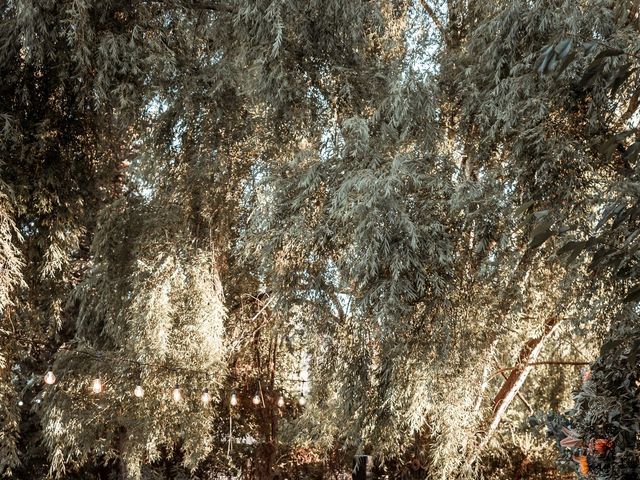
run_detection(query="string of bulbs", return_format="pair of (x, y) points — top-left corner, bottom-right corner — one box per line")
(3, 331), (310, 409)
(36, 368), (307, 408)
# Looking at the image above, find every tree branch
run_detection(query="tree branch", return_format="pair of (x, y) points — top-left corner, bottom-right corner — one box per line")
(465, 316), (564, 470)
(489, 360), (590, 380)
(499, 370), (533, 416)
(418, 0), (445, 36)
(491, 317), (561, 414)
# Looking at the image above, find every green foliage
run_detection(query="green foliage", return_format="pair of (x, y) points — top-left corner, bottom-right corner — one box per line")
(2, 0), (640, 478)
(565, 312), (640, 479)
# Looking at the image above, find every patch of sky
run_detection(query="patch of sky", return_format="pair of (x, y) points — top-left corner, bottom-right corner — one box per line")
(404, 0), (445, 80)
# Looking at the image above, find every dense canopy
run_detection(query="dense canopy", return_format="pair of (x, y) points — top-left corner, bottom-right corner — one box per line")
(1, 0), (639, 479)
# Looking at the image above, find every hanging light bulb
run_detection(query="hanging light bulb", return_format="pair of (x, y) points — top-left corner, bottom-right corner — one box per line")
(44, 370), (56, 385)
(277, 395), (285, 408)
(92, 378), (103, 394)
(172, 384), (182, 402)
(134, 385), (144, 398)
(201, 388), (211, 405)
(298, 393), (306, 406)
(252, 391), (261, 406)
(230, 391), (238, 406)
(17, 400), (23, 407)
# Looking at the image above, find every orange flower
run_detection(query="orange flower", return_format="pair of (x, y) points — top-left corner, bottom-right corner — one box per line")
(573, 455), (589, 476)
(590, 438), (614, 455)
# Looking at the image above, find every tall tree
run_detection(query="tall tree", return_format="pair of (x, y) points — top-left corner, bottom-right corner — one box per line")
(2, 0), (640, 479)
(0, 0), (147, 474)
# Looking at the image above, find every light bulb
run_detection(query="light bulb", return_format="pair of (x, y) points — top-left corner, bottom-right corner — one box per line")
(134, 385), (144, 398)
(35, 398), (41, 404)
(92, 378), (102, 394)
(230, 391), (238, 406)
(44, 370), (56, 385)
(277, 395), (285, 408)
(172, 385), (182, 402)
(201, 388), (211, 405)
(17, 400), (23, 407)
(252, 392), (261, 406)
(298, 394), (306, 406)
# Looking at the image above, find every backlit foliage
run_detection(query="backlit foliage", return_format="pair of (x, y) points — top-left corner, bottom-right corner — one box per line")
(1, 0), (639, 478)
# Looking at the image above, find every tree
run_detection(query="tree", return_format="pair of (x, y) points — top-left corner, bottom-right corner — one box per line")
(0, 0), (146, 474)
(246, 0), (640, 477)
(2, 0), (639, 479)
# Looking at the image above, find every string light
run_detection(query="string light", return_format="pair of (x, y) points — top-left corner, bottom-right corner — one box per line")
(92, 378), (103, 394)
(201, 388), (211, 405)
(44, 370), (56, 385)
(34, 371), (311, 419)
(28, 348), (313, 414)
(134, 385), (144, 398)
(17, 400), (23, 407)
(172, 384), (182, 402)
